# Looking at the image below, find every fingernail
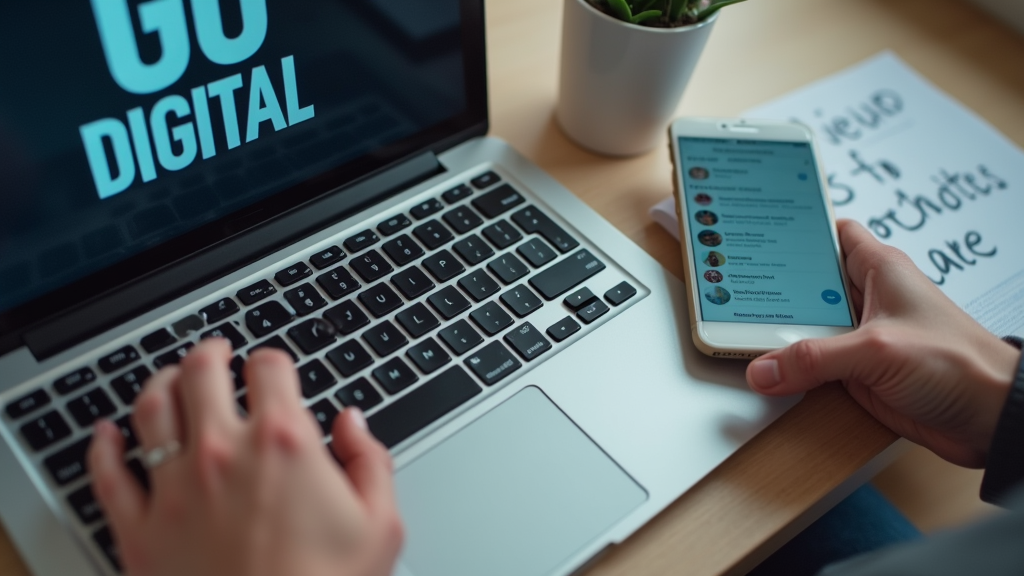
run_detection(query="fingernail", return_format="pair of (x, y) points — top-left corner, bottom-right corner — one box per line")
(749, 359), (781, 389)
(348, 407), (368, 431)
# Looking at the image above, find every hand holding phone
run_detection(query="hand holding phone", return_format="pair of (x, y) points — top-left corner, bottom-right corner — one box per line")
(669, 117), (858, 358)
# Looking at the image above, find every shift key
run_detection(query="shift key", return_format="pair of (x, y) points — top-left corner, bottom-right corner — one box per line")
(528, 249), (606, 300)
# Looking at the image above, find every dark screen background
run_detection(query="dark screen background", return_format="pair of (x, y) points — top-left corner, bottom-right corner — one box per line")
(0, 0), (466, 313)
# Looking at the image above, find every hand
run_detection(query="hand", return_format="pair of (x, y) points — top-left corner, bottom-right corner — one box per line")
(746, 220), (1019, 468)
(87, 339), (403, 576)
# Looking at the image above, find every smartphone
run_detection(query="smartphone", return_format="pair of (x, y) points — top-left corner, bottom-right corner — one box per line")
(669, 117), (858, 358)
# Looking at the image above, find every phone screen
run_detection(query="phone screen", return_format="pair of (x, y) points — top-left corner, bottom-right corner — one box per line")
(679, 136), (853, 327)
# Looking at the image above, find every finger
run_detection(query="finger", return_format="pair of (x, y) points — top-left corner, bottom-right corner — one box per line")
(330, 408), (396, 515)
(244, 348), (303, 417)
(177, 338), (239, 440)
(88, 420), (146, 531)
(133, 365), (184, 451)
(747, 330), (871, 395)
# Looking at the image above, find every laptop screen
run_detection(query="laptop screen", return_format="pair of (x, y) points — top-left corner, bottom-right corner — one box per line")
(0, 0), (482, 328)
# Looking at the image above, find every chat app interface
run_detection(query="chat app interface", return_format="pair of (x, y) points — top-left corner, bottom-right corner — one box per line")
(679, 137), (853, 327)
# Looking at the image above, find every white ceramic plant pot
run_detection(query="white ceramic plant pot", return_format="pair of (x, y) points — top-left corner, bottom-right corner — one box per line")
(557, 0), (718, 156)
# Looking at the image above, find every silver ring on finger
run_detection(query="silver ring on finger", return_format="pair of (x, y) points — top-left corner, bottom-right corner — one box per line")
(141, 440), (182, 470)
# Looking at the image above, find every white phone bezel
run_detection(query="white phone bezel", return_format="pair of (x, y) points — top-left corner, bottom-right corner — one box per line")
(668, 117), (859, 358)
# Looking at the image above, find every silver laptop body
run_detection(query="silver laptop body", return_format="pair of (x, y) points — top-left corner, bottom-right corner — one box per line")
(0, 2), (798, 575)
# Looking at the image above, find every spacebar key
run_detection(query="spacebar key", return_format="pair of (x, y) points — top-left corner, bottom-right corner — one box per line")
(368, 366), (482, 449)
(529, 249), (607, 300)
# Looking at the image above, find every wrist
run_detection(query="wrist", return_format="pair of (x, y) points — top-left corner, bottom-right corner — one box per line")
(981, 346), (1024, 504)
(973, 340), (1020, 457)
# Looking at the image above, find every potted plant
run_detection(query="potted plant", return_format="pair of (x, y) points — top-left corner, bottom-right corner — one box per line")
(558, 0), (745, 156)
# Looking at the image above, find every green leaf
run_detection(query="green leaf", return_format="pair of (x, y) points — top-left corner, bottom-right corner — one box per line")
(606, 0), (634, 22)
(695, 0), (748, 21)
(630, 9), (662, 24)
(633, 0), (660, 12)
(668, 0), (688, 22)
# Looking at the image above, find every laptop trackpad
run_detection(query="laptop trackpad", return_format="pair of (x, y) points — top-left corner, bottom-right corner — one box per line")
(394, 386), (647, 576)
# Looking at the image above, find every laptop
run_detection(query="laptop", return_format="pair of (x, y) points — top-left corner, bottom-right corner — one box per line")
(0, 1), (799, 575)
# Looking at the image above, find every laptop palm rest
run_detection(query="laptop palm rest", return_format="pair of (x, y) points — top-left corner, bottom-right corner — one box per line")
(394, 386), (648, 576)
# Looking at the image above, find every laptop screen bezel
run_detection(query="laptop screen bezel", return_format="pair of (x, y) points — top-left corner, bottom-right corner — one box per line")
(0, 0), (488, 355)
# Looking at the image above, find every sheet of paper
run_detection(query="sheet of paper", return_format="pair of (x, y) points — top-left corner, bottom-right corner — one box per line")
(654, 52), (1024, 336)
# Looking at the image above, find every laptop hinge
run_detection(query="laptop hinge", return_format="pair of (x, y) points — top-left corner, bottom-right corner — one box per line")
(21, 151), (444, 361)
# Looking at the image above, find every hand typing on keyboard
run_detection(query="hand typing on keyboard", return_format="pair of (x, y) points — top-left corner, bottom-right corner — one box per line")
(87, 339), (403, 576)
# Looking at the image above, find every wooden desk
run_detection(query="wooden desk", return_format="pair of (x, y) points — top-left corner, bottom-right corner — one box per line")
(3, 0), (1023, 574)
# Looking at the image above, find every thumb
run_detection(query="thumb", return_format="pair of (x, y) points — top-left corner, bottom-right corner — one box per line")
(330, 408), (396, 515)
(747, 331), (866, 395)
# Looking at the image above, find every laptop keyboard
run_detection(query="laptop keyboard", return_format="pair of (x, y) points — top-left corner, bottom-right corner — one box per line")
(0, 169), (642, 573)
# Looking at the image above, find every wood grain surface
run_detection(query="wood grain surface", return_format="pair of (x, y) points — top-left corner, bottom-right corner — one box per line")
(4, 0), (1023, 574)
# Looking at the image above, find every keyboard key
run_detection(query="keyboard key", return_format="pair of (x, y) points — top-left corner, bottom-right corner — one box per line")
(248, 335), (298, 362)
(237, 279), (277, 305)
(407, 337), (451, 374)
(324, 301), (371, 335)
(423, 249), (465, 283)
(452, 234), (494, 265)
(327, 340), (375, 377)
(367, 366), (481, 449)
(529, 249), (606, 300)
(442, 206), (484, 234)
(470, 301), (515, 336)
(200, 323), (248, 350)
(517, 238), (558, 268)
(395, 303), (440, 338)
(410, 198), (444, 220)
(230, 356), (246, 390)
(245, 301), (294, 338)
(298, 359), (337, 399)
(140, 328), (176, 353)
(547, 317), (581, 342)
(114, 414), (139, 450)
(359, 283), (404, 318)
(511, 207), (579, 253)
(335, 378), (383, 411)
(309, 245), (345, 269)
(67, 389), (116, 427)
(93, 526), (121, 571)
(504, 322), (552, 361)
(308, 399), (339, 437)
(373, 358), (419, 394)
(285, 283), (328, 316)
(53, 367), (97, 395)
(577, 299), (610, 324)
(68, 484), (104, 525)
(500, 285), (543, 317)
(442, 183), (473, 204)
(378, 215), (412, 237)
(43, 436), (90, 485)
(472, 184), (525, 219)
(20, 411), (71, 451)
(317, 267), (361, 300)
(471, 171), (502, 189)
(287, 318), (338, 354)
(171, 315), (204, 339)
(482, 220), (523, 250)
(200, 298), (240, 324)
(97, 346), (140, 374)
(605, 281), (638, 306)
(564, 287), (596, 310)
(382, 234), (424, 266)
(153, 343), (194, 369)
(465, 341), (521, 386)
(111, 366), (152, 405)
(458, 270), (500, 302)
(438, 320), (484, 355)
(343, 230), (379, 255)
(5, 389), (50, 420)
(351, 250), (394, 283)
(427, 286), (471, 320)
(363, 321), (408, 357)
(487, 254), (529, 284)
(391, 266), (435, 300)
(412, 220), (453, 250)
(274, 262), (312, 287)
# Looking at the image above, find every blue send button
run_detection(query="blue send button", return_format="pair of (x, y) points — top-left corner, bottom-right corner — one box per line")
(821, 289), (842, 305)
